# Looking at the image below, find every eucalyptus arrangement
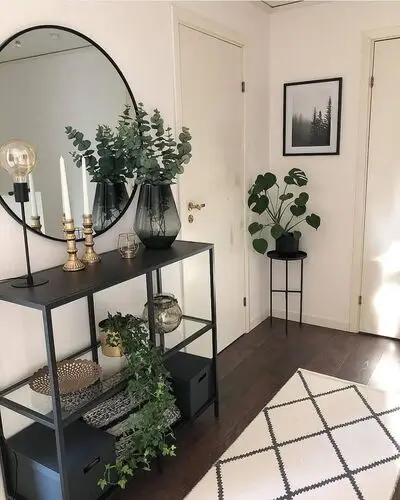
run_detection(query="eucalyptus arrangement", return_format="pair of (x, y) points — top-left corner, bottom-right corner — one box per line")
(65, 105), (136, 184)
(132, 103), (192, 249)
(98, 312), (176, 490)
(248, 168), (321, 255)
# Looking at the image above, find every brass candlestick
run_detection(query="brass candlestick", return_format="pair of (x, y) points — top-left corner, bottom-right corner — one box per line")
(81, 214), (100, 264)
(30, 215), (42, 233)
(63, 219), (85, 272)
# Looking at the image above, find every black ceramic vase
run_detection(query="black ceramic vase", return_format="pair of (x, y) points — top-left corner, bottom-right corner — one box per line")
(275, 232), (299, 256)
(92, 182), (128, 233)
(134, 184), (181, 249)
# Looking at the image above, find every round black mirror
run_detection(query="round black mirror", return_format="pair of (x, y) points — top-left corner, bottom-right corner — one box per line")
(0, 25), (137, 241)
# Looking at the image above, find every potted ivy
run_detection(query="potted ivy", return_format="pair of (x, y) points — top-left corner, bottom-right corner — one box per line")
(248, 168), (321, 255)
(131, 103), (192, 249)
(65, 106), (136, 233)
(98, 312), (176, 490)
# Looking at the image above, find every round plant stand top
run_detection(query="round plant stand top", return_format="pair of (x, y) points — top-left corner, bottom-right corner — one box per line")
(267, 251), (308, 261)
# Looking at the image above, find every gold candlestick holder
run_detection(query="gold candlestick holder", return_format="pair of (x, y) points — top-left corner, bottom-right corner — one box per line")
(30, 215), (42, 233)
(81, 214), (100, 264)
(63, 218), (85, 272)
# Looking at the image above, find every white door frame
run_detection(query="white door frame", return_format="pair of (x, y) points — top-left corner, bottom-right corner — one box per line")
(171, 5), (250, 334)
(350, 26), (400, 333)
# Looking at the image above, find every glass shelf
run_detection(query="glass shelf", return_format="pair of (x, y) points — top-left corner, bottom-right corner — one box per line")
(0, 316), (212, 428)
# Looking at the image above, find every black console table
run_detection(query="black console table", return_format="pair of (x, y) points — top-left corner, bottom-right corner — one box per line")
(0, 241), (218, 500)
(268, 250), (307, 336)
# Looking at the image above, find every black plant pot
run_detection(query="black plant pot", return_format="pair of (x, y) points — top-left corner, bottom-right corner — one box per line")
(275, 233), (299, 256)
(92, 182), (129, 233)
(134, 184), (181, 250)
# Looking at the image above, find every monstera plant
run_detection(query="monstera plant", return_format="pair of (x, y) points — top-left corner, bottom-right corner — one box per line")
(248, 168), (321, 255)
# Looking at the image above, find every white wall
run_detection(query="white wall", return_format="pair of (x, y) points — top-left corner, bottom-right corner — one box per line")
(0, 1), (269, 498)
(269, 0), (400, 331)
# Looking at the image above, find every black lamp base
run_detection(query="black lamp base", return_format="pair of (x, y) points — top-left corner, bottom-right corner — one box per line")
(11, 277), (49, 288)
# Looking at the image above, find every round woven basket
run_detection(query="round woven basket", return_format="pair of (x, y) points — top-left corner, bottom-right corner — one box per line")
(29, 359), (102, 395)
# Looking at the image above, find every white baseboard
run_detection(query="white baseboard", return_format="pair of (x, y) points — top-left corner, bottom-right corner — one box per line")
(250, 310), (349, 333)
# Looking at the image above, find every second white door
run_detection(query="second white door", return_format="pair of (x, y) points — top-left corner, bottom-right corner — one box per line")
(361, 38), (400, 338)
(177, 23), (246, 354)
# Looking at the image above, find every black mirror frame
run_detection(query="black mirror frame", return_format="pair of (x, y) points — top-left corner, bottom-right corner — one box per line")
(0, 24), (138, 242)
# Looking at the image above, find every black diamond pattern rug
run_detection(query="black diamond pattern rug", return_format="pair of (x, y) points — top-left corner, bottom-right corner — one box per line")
(185, 369), (400, 499)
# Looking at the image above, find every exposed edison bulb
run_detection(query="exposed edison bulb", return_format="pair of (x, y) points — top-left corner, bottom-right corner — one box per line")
(0, 140), (36, 183)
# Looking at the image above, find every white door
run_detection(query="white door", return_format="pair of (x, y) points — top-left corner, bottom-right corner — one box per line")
(177, 24), (246, 354)
(361, 38), (400, 337)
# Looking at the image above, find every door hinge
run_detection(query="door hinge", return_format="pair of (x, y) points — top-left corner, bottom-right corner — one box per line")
(243, 297), (247, 307)
(241, 81), (246, 93)
(370, 75), (374, 88)
(358, 295), (362, 306)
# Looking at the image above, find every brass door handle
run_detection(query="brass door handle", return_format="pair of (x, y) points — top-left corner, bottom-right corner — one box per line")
(188, 202), (206, 211)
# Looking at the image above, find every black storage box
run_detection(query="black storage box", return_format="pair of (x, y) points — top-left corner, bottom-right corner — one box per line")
(165, 351), (213, 419)
(7, 419), (116, 500)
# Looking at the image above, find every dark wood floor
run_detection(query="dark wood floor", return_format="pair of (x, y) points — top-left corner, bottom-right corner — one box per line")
(116, 318), (400, 500)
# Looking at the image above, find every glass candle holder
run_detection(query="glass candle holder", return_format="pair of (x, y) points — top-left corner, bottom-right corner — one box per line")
(118, 233), (139, 259)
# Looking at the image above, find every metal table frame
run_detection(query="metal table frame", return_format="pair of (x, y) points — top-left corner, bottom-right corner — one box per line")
(0, 241), (219, 500)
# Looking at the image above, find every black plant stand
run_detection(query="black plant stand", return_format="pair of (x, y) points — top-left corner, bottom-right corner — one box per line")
(268, 250), (307, 336)
(0, 241), (219, 500)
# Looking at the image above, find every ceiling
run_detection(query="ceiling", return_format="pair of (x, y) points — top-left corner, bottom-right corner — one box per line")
(0, 29), (90, 64)
(262, 0), (304, 8)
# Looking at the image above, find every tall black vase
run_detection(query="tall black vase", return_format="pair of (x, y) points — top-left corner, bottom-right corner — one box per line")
(92, 182), (129, 233)
(134, 184), (181, 249)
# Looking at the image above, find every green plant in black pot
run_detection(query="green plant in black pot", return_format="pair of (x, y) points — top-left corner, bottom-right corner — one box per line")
(248, 168), (321, 255)
(98, 312), (176, 490)
(132, 103), (192, 250)
(65, 106), (136, 232)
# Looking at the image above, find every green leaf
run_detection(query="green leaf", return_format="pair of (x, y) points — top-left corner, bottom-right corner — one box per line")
(248, 192), (258, 209)
(252, 195), (269, 215)
(293, 230), (302, 240)
(306, 213), (321, 229)
(287, 168), (308, 186)
(248, 222), (264, 235)
(294, 192), (309, 206)
(253, 173), (277, 194)
(279, 193), (294, 201)
(271, 224), (284, 240)
(290, 205), (306, 217)
(252, 238), (268, 254)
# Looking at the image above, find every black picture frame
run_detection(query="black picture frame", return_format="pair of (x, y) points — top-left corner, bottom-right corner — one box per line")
(283, 77), (342, 156)
(0, 24), (138, 243)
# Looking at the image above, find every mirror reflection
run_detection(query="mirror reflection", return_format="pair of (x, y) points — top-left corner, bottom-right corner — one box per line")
(0, 27), (135, 240)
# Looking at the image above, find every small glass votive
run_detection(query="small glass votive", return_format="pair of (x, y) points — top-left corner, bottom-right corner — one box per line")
(118, 233), (139, 259)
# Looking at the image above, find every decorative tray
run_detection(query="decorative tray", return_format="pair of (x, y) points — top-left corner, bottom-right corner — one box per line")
(29, 359), (102, 395)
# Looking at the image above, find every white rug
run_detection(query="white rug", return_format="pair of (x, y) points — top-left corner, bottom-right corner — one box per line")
(185, 369), (400, 500)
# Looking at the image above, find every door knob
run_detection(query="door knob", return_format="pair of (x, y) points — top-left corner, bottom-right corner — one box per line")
(188, 202), (206, 211)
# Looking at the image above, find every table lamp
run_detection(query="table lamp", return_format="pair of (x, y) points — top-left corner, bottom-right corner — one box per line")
(0, 140), (48, 288)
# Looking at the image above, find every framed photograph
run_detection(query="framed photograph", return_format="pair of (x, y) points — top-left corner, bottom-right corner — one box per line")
(283, 77), (342, 156)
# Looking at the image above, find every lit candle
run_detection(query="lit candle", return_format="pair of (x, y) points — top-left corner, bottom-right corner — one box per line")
(59, 156), (72, 220)
(82, 156), (90, 215)
(28, 173), (38, 218)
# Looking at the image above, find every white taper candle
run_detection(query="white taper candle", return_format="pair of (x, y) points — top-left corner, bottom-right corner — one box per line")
(28, 173), (38, 218)
(59, 156), (72, 220)
(82, 156), (90, 215)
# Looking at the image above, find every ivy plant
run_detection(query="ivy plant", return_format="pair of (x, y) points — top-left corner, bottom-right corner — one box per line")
(248, 168), (321, 255)
(98, 312), (176, 490)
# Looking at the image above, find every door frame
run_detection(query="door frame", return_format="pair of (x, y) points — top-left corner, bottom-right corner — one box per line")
(171, 5), (250, 334)
(350, 26), (400, 333)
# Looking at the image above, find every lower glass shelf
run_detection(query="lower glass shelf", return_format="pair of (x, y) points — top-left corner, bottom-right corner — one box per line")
(0, 316), (213, 427)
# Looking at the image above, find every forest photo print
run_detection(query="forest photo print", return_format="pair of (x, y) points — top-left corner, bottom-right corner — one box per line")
(283, 78), (342, 156)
